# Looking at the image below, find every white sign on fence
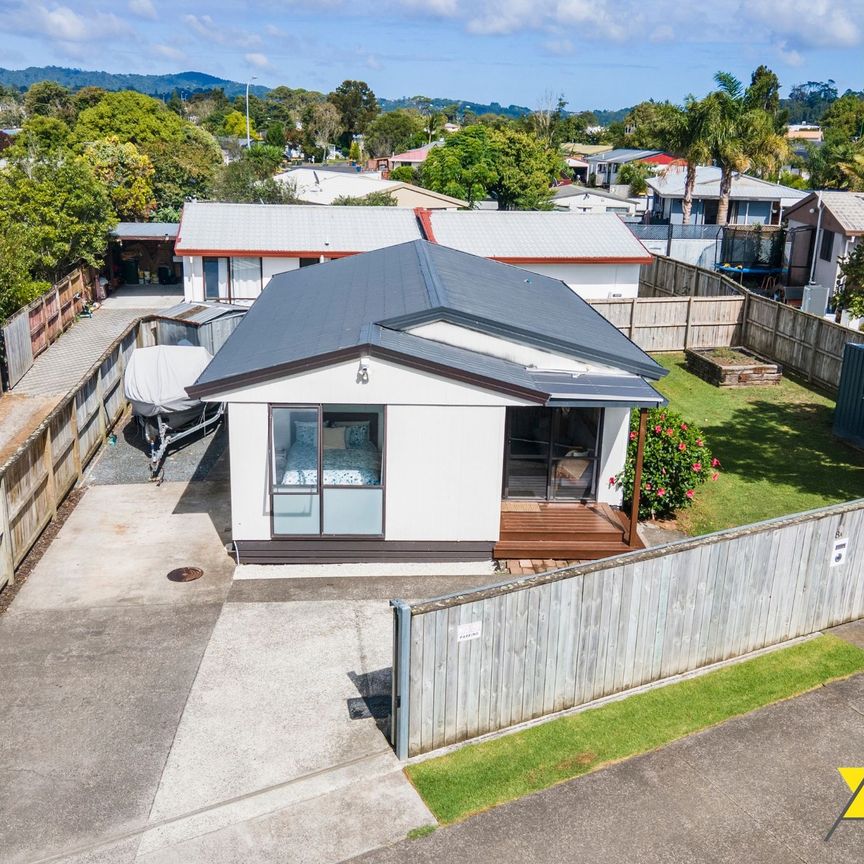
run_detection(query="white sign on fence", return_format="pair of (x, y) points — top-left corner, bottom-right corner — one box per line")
(831, 537), (849, 568)
(457, 621), (482, 643)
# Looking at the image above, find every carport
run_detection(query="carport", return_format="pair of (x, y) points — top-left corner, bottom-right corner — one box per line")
(108, 222), (182, 290)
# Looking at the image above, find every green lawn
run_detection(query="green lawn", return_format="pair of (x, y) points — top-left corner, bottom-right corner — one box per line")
(406, 635), (864, 824)
(652, 354), (864, 535)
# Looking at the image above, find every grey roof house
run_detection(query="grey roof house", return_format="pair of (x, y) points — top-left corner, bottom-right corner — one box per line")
(190, 240), (665, 566)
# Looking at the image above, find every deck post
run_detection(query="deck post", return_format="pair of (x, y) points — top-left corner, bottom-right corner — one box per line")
(627, 408), (648, 546)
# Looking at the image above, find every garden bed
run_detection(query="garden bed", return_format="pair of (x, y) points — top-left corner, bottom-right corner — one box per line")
(685, 346), (782, 387)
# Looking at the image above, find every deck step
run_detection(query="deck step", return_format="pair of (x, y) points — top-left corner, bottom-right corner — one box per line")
(493, 541), (634, 560)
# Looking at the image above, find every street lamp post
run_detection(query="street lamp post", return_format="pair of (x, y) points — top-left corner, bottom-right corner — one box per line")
(245, 77), (258, 148)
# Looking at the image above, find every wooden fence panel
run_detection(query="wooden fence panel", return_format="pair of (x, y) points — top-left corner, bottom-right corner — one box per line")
(1, 308), (34, 388)
(50, 402), (79, 499)
(75, 371), (104, 464)
(397, 500), (864, 756)
(4, 432), (53, 568)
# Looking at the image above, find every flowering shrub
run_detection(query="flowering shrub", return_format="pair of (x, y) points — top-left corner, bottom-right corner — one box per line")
(611, 407), (719, 520)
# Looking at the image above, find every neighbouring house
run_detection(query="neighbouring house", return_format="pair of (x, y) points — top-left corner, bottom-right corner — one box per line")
(647, 165), (808, 225)
(585, 149), (673, 190)
(370, 142), (442, 173)
(174, 202), (424, 303)
(565, 157), (590, 183)
(275, 167), (466, 209)
(552, 184), (638, 216)
(785, 191), (864, 319)
(787, 124), (823, 143)
(174, 203), (654, 304)
(420, 209), (652, 298)
(561, 143), (614, 159)
(187, 240), (666, 564)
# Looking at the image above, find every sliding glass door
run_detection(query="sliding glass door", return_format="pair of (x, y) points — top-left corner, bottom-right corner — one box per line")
(504, 407), (601, 501)
(270, 405), (384, 536)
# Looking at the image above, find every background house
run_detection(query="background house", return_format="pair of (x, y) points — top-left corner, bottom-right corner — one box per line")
(552, 185), (638, 216)
(785, 191), (864, 321)
(188, 241), (666, 564)
(585, 149), (666, 190)
(175, 203), (654, 304)
(647, 165), (808, 225)
(275, 167), (465, 209)
(421, 210), (652, 298)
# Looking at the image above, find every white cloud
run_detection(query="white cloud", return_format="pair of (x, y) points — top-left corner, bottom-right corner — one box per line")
(183, 13), (262, 48)
(0, 2), (129, 42)
(365, 53), (382, 70)
(128, 0), (157, 20)
(245, 51), (272, 69)
(741, 0), (860, 48)
(153, 44), (184, 61)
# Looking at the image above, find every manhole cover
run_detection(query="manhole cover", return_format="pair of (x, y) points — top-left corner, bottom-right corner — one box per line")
(167, 566), (204, 582)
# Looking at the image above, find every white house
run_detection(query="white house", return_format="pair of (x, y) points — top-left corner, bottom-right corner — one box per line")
(784, 191), (864, 320)
(174, 202), (424, 303)
(552, 185), (638, 216)
(422, 210), (652, 299)
(175, 203), (654, 304)
(647, 166), (808, 225)
(187, 241), (666, 564)
(275, 167), (466, 209)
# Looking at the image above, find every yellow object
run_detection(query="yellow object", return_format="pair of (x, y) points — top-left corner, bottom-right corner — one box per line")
(838, 768), (864, 818)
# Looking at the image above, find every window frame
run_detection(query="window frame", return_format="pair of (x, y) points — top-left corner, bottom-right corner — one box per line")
(203, 255), (229, 300)
(819, 228), (835, 262)
(229, 256), (263, 301)
(268, 403), (386, 539)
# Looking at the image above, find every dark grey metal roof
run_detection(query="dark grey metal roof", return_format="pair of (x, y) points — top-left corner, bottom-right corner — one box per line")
(190, 240), (665, 398)
(529, 370), (666, 408)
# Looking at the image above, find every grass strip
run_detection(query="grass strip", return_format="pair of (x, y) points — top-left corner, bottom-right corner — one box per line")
(406, 634), (864, 824)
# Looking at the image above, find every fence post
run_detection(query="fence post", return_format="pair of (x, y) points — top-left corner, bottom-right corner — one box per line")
(807, 315), (819, 383)
(741, 292), (751, 348)
(684, 296), (694, 349)
(770, 301), (782, 357)
(666, 223), (673, 257)
(69, 397), (83, 482)
(0, 475), (14, 589)
(42, 425), (57, 521)
(390, 599), (412, 760)
(628, 408), (648, 546)
(629, 297), (639, 340)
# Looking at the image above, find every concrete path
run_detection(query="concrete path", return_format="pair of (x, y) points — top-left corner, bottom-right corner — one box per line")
(353, 670), (864, 864)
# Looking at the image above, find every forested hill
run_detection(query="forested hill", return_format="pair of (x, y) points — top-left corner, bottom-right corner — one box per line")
(0, 66), (629, 121)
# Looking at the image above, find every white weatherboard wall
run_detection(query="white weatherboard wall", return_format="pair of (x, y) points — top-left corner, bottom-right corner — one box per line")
(228, 402), (270, 540)
(519, 262), (640, 299)
(385, 405), (505, 541)
(183, 255), (304, 303)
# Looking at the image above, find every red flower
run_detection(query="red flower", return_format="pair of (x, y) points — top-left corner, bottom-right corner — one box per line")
(608, 476), (615, 486)
(654, 424), (662, 434)
(696, 438), (703, 447)
(685, 489), (694, 499)
(678, 442), (686, 452)
(665, 427), (674, 436)
(692, 462), (702, 472)
(645, 483), (652, 491)
(629, 431), (637, 441)
(680, 422), (688, 430)
(712, 472), (719, 481)
(657, 487), (666, 497)
(711, 457), (721, 467)
(661, 467), (667, 475)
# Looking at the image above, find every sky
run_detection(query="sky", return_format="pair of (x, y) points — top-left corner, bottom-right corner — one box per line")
(0, 0), (862, 109)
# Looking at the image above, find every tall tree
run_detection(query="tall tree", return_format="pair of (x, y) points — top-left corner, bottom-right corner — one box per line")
(744, 65), (780, 115)
(23, 81), (74, 121)
(663, 98), (711, 225)
(82, 136), (155, 220)
(306, 102), (342, 162)
(329, 80), (378, 144)
(364, 109), (424, 157)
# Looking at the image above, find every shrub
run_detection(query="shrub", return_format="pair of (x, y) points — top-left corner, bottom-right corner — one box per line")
(389, 165), (416, 183)
(611, 407), (719, 520)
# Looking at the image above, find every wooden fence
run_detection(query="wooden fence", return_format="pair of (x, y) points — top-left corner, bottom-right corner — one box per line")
(0, 321), (138, 591)
(607, 255), (864, 391)
(0, 267), (99, 390)
(391, 499), (864, 758)
(590, 296), (746, 352)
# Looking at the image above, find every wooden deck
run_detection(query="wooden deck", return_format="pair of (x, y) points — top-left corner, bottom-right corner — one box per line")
(493, 500), (642, 562)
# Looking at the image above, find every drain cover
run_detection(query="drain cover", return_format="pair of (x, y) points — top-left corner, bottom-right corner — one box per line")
(167, 566), (204, 582)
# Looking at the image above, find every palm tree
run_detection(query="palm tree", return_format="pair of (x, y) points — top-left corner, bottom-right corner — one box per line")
(664, 97), (711, 225)
(704, 72), (788, 225)
(839, 148), (864, 191)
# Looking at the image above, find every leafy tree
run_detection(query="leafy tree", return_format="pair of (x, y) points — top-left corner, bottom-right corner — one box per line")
(82, 136), (155, 220)
(420, 125), (561, 209)
(364, 109), (424, 156)
(244, 144), (284, 176)
(210, 158), (299, 204)
(0, 85), (24, 127)
(332, 191), (397, 206)
(6, 116), (72, 163)
(0, 223), (49, 320)
(663, 98), (712, 224)
(613, 100), (680, 149)
(166, 90), (184, 117)
(784, 80), (838, 123)
(744, 65), (781, 115)
(224, 109), (255, 139)
(24, 81), (74, 121)
(72, 86), (107, 115)
(389, 165), (417, 183)
(776, 170), (809, 190)
(821, 93), (864, 143)
(348, 140), (362, 162)
(306, 102), (342, 162)
(833, 242), (864, 322)
(616, 161), (655, 196)
(329, 80), (378, 143)
(0, 158), (115, 283)
(839, 148), (864, 191)
(265, 121), (286, 148)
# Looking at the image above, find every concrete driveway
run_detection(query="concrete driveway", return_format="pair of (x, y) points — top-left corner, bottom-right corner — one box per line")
(0, 426), (441, 864)
(353, 663), (864, 864)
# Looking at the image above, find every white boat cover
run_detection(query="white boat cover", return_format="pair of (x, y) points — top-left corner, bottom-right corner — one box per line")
(124, 345), (213, 417)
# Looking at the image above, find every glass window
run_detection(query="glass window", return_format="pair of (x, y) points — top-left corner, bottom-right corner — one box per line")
(820, 229), (835, 262)
(272, 407), (319, 491)
(203, 256), (229, 300)
(299, 257), (319, 268)
(230, 257), (262, 299)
